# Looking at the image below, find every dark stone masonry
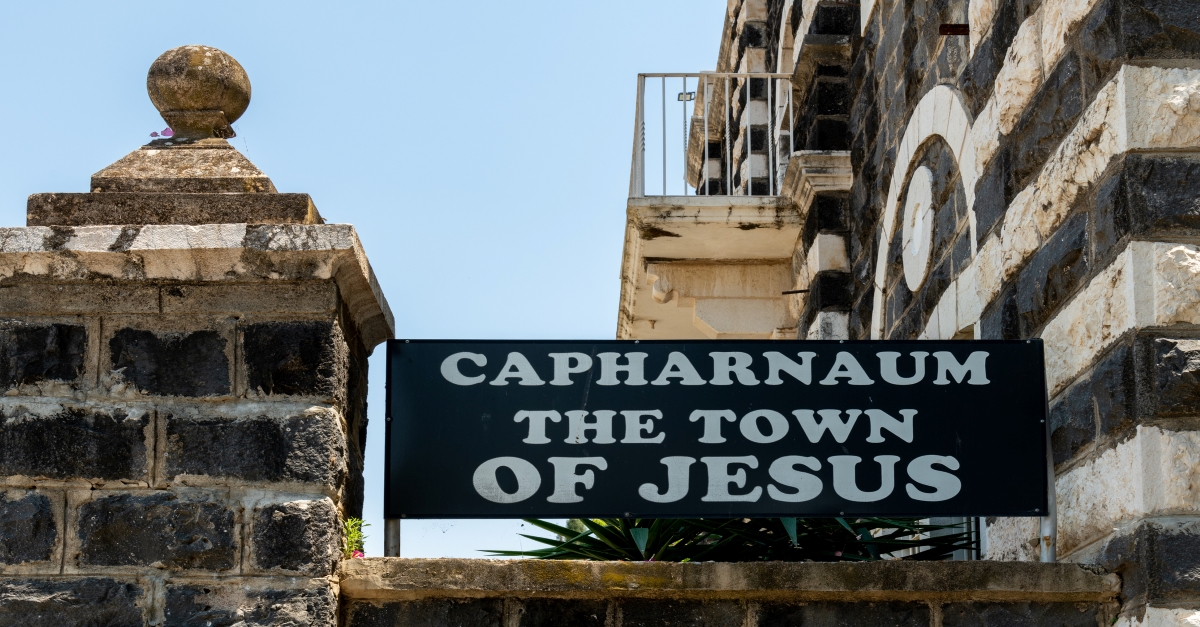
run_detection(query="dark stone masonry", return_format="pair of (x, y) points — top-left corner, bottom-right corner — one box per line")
(0, 44), (392, 626)
(338, 560), (1119, 627)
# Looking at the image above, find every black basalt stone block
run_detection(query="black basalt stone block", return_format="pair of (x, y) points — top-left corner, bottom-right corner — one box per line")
(810, 271), (854, 311)
(750, 126), (770, 153)
(759, 601), (929, 627)
(165, 411), (345, 487)
(0, 322), (86, 388)
(933, 192), (959, 265)
(743, 22), (767, 49)
(251, 498), (339, 576)
(0, 579), (143, 627)
(623, 600), (746, 627)
(1009, 52), (1083, 192)
(243, 320), (347, 398)
(802, 193), (850, 250)
(1148, 337), (1200, 417)
(1124, 154), (1200, 236)
(815, 80), (850, 115)
(1099, 519), (1200, 604)
(959, 0), (1020, 116)
(1092, 341), (1136, 435)
(1015, 211), (1089, 336)
(811, 4), (858, 35)
(814, 193), (849, 231)
(1151, 520), (1200, 601)
(0, 491), (56, 565)
(973, 149), (1009, 244)
(951, 228), (972, 276)
(808, 118), (850, 150)
(849, 293), (874, 340)
(1078, 0), (1123, 102)
(1049, 379), (1095, 465)
(165, 584), (336, 627)
(77, 492), (236, 571)
(1122, 0), (1200, 60)
(0, 406), (148, 481)
(1092, 163), (1131, 262)
(941, 602), (1101, 626)
(749, 77), (768, 100)
(981, 287), (1019, 340)
(109, 328), (229, 396)
(347, 599), (504, 627)
(519, 599), (608, 627)
(918, 254), (953, 319)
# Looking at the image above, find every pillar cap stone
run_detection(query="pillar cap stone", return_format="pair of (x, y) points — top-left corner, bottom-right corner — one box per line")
(147, 45), (251, 141)
(26, 45), (328, 226)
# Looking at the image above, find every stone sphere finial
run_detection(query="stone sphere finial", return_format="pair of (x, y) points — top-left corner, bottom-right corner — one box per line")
(147, 45), (251, 141)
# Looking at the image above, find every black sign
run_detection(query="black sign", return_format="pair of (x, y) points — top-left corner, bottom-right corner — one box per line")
(385, 340), (1048, 519)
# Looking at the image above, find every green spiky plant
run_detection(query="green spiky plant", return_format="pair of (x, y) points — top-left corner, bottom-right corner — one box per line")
(343, 517), (368, 559)
(487, 517), (974, 562)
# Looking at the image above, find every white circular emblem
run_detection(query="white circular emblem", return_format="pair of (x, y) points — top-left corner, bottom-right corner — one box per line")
(901, 166), (935, 291)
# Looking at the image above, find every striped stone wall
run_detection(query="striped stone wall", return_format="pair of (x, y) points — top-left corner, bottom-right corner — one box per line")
(843, 0), (1200, 622)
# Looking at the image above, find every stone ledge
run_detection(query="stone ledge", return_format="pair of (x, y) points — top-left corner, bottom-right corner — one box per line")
(27, 193), (322, 227)
(780, 151), (853, 214)
(0, 223), (393, 350)
(626, 197), (801, 261)
(339, 558), (1120, 603)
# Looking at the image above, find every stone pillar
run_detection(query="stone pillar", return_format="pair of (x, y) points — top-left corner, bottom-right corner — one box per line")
(0, 46), (392, 626)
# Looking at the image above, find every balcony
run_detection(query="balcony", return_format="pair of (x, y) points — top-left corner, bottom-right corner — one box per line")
(618, 73), (848, 340)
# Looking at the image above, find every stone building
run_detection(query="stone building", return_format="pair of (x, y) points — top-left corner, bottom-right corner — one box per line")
(619, 0), (1200, 624)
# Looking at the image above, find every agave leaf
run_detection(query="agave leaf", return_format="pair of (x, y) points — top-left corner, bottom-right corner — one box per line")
(780, 518), (798, 545)
(522, 519), (577, 537)
(630, 528), (649, 557)
(490, 517), (977, 563)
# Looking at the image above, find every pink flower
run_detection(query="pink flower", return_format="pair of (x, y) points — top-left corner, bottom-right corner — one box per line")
(352, 550), (364, 559)
(834, 551), (842, 556)
(161, 128), (174, 137)
(150, 131), (159, 137)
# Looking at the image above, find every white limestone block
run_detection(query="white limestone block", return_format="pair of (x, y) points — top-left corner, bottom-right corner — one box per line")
(870, 289), (885, 339)
(956, 263), (982, 330)
(860, 0), (876, 36)
(918, 93), (937, 143)
(693, 297), (791, 338)
(975, 235), (1004, 310)
(743, 0), (767, 21)
(1057, 426), (1200, 555)
(937, 285), (959, 339)
(985, 516), (1040, 561)
(806, 233), (849, 278)
(1030, 77), (1123, 242)
(946, 98), (973, 180)
(1040, 246), (1136, 395)
(1038, 242), (1200, 394)
(970, 100), (1001, 173)
(902, 166), (935, 290)
(1040, 0), (1101, 77)
(968, 0), (998, 54)
(807, 311), (849, 340)
(1113, 607), (1200, 627)
(1125, 65), (1200, 149)
(995, 12), (1045, 136)
(998, 186), (1041, 281)
(1153, 245), (1200, 326)
(923, 305), (939, 341)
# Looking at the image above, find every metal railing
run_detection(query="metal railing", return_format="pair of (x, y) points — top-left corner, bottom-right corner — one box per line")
(629, 72), (794, 198)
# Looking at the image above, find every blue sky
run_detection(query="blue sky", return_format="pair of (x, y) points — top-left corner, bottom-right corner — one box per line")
(0, 0), (726, 557)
